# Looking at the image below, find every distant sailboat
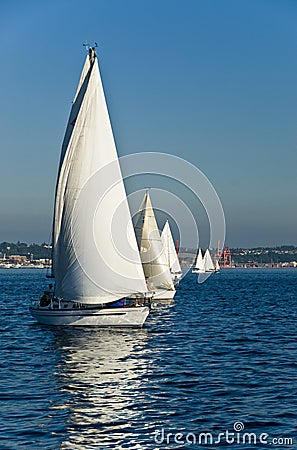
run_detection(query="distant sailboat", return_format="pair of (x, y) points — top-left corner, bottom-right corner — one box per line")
(134, 193), (176, 300)
(203, 249), (215, 272)
(214, 258), (220, 272)
(30, 48), (150, 327)
(192, 248), (205, 274)
(161, 220), (182, 286)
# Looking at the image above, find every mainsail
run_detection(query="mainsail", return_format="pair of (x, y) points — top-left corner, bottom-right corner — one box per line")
(195, 248), (205, 272)
(161, 220), (182, 274)
(215, 259), (220, 271)
(134, 193), (174, 291)
(51, 48), (147, 304)
(204, 249), (215, 272)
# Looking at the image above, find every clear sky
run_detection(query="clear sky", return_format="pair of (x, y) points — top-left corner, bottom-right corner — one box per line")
(0, 0), (296, 247)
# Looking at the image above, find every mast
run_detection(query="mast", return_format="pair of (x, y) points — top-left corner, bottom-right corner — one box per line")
(50, 48), (97, 278)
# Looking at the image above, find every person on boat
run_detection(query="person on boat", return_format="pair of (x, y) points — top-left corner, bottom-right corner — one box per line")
(40, 284), (54, 307)
(45, 283), (54, 297)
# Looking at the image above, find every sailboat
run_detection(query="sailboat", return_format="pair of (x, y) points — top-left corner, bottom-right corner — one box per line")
(214, 258), (220, 272)
(192, 248), (205, 274)
(161, 220), (182, 286)
(134, 192), (176, 300)
(203, 249), (215, 272)
(30, 47), (151, 327)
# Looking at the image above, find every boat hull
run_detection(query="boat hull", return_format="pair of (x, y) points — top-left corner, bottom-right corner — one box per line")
(153, 289), (176, 301)
(30, 306), (149, 327)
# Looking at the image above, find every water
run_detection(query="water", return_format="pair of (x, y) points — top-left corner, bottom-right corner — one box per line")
(0, 268), (296, 449)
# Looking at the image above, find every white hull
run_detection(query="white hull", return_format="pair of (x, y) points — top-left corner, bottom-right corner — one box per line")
(192, 269), (219, 274)
(30, 306), (149, 327)
(153, 289), (176, 300)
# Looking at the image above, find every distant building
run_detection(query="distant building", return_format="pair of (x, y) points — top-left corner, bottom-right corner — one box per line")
(9, 255), (28, 263)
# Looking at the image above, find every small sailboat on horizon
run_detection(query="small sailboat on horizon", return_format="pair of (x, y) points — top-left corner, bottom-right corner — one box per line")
(214, 258), (220, 272)
(203, 249), (215, 272)
(30, 47), (151, 327)
(192, 248), (220, 274)
(192, 248), (205, 274)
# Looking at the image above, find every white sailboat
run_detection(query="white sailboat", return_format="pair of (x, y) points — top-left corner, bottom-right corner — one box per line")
(134, 193), (176, 300)
(192, 248), (205, 274)
(161, 220), (182, 286)
(203, 249), (215, 272)
(214, 258), (220, 272)
(30, 47), (150, 327)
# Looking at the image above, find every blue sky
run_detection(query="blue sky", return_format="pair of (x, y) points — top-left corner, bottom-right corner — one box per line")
(0, 0), (296, 247)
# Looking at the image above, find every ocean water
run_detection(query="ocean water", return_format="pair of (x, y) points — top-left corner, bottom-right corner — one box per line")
(0, 268), (296, 449)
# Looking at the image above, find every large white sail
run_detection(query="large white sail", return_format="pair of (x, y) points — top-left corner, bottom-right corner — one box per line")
(134, 193), (174, 291)
(161, 220), (182, 274)
(52, 49), (147, 304)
